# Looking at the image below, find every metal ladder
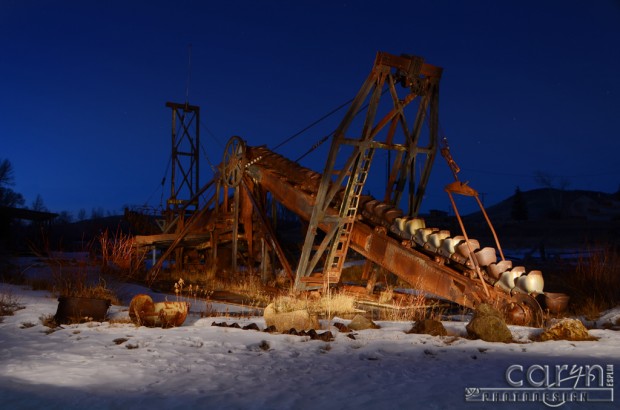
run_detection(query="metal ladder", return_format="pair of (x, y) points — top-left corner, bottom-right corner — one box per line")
(322, 146), (375, 284)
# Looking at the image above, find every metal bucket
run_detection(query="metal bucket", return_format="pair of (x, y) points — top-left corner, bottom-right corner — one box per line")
(516, 270), (544, 294)
(129, 294), (189, 328)
(544, 292), (570, 314)
(55, 296), (111, 324)
(474, 247), (497, 267)
(487, 260), (512, 280)
(428, 230), (450, 249)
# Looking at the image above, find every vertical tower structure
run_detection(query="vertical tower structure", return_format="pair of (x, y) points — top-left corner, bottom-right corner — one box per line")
(165, 101), (200, 221)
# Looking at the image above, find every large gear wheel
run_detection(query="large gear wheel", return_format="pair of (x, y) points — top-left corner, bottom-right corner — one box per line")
(222, 136), (247, 187)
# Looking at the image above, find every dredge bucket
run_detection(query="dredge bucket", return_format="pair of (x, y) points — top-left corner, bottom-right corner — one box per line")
(129, 294), (189, 328)
(55, 296), (111, 324)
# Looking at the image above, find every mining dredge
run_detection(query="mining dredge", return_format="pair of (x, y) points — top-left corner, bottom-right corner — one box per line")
(134, 52), (547, 327)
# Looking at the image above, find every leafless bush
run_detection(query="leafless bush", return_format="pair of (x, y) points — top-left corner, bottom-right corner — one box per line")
(39, 314), (59, 332)
(99, 229), (146, 279)
(568, 246), (620, 317)
(0, 288), (23, 317)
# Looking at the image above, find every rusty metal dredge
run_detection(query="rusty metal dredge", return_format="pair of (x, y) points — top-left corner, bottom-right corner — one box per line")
(134, 52), (545, 327)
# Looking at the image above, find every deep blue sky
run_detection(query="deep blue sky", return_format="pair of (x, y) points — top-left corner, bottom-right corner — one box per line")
(2, 1), (619, 217)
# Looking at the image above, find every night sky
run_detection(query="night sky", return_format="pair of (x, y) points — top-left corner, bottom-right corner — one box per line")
(2, 1), (619, 218)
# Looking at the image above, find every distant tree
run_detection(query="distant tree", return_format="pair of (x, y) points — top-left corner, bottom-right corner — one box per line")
(511, 186), (528, 221)
(0, 159), (14, 186)
(0, 188), (25, 208)
(0, 158), (25, 207)
(31, 194), (47, 212)
(77, 208), (87, 221)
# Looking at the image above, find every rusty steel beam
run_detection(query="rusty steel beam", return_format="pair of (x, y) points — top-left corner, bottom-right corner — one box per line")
(245, 150), (513, 310)
(348, 223), (486, 309)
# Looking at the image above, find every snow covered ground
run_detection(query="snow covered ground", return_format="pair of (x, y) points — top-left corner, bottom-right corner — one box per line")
(1, 259), (619, 409)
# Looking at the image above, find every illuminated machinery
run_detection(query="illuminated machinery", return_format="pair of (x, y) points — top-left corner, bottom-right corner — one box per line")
(136, 52), (545, 326)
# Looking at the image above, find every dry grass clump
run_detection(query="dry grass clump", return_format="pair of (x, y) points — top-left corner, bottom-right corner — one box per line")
(191, 275), (272, 306)
(225, 275), (271, 304)
(39, 314), (60, 333)
(271, 290), (357, 318)
(374, 275), (449, 322)
(567, 245), (620, 317)
(173, 273), (272, 306)
(168, 264), (217, 285)
(172, 278), (214, 302)
(376, 290), (447, 322)
(162, 275), (265, 317)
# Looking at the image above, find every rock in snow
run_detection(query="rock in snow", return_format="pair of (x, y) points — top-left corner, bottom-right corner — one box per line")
(539, 318), (597, 342)
(466, 303), (513, 343)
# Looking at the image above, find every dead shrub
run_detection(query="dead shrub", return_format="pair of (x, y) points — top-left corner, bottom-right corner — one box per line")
(100, 229), (147, 279)
(567, 245), (620, 316)
(0, 289), (22, 317)
(40, 314), (59, 330)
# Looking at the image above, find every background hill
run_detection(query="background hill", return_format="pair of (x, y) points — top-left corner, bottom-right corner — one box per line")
(450, 188), (620, 252)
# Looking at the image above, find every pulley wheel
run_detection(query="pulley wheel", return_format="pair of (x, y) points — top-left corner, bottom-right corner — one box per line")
(222, 136), (247, 187)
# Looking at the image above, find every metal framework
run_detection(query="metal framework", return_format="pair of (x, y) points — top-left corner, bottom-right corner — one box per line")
(166, 101), (200, 219)
(133, 51), (547, 327)
(294, 52), (442, 290)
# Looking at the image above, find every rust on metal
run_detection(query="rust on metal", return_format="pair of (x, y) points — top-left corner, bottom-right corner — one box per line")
(129, 294), (189, 328)
(131, 51), (548, 327)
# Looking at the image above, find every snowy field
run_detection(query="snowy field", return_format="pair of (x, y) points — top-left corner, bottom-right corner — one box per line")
(1, 259), (619, 409)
